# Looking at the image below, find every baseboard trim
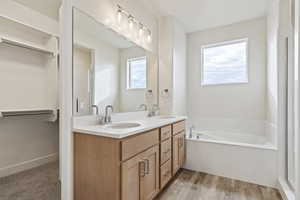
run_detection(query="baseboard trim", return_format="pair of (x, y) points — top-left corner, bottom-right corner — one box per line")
(0, 153), (58, 178)
(277, 178), (295, 200)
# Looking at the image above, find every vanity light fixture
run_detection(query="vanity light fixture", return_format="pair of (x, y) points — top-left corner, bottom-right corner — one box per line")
(139, 23), (144, 37)
(147, 30), (152, 43)
(116, 5), (152, 43)
(128, 15), (134, 30)
(117, 6), (122, 23)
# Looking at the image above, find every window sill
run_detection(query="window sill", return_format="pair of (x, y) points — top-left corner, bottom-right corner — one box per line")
(201, 81), (249, 87)
(126, 88), (147, 91)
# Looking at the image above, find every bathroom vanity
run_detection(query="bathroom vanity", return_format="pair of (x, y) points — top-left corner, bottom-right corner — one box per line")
(73, 118), (186, 200)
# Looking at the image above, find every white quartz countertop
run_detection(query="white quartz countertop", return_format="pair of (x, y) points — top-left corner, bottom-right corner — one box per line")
(73, 115), (187, 139)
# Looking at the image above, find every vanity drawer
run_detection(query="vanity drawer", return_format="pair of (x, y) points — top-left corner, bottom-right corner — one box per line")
(160, 138), (171, 165)
(160, 159), (172, 189)
(173, 121), (185, 135)
(160, 125), (171, 141)
(121, 129), (159, 161)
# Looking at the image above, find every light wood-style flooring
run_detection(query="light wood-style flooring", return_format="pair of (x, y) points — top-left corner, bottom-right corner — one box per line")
(155, 169), (282, 200)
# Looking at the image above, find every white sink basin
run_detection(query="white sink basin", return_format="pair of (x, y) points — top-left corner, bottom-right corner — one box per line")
(105, 122), (141, 129)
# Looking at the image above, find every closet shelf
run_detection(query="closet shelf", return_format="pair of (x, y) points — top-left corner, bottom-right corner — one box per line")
(0, 35), (56, 56)
(0, 109), (54, 118)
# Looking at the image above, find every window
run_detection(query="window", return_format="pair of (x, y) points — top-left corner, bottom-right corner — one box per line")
(201, 39), (248, 85)
(127, 57), (147, 89)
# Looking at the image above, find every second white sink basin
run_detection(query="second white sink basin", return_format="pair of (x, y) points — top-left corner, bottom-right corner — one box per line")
(105, 122), (141, 129)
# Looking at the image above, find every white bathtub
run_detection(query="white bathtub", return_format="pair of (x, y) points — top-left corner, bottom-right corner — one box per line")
(185, 130), (278, 187)
(188, 130), (276, 149)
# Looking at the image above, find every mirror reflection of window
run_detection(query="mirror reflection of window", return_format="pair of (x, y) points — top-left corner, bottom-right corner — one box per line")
(127, 57), (147, 89)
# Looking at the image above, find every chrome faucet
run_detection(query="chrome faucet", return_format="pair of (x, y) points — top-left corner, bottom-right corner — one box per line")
(148, 104), (159, 117)
(92, 105), (99, 115)
(104, 105), (114, 123)
(189, 126), (195, 138)
(139, 104), (147, 111)
(92, 105), (105, 124)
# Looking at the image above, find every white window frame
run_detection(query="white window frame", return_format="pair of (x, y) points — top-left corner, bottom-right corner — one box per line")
(200, 38), (249, 86)
(126, 56), (147, 90)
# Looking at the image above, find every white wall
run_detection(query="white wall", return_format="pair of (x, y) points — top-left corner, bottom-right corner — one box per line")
(59, 1), (73, 199)
(173, 20), (187, 115)
(0, 0), (59, 36)
(12, 0), (61, 21)
(0, 117), (58, 177)
(158, 17), (174, 114)
(266, 0), (280, 151)
(267, 0), (279, 126)
(158, 16), (187, 115)
(187, 17), (267, 135)
(295, 0), (300, 198)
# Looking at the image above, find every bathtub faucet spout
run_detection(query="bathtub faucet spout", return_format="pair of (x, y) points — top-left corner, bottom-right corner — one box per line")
(189, 126), (195, 138)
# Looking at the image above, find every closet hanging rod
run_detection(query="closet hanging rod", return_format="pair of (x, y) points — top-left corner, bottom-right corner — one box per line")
(0, 36), (56, 56)
(0, 109), (53, 118)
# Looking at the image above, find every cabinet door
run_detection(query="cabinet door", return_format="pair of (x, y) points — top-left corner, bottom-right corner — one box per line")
(172, 134), (180, 175)
(140, 145), (160, 200)
(172, 132), (185, 175)
(122, 145), (159, 200)
(178, 133), (186, 167)
(122, 154), (143, 200)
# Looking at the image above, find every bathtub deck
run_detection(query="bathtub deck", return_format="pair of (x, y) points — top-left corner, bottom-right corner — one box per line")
(155, 169), (282, 200)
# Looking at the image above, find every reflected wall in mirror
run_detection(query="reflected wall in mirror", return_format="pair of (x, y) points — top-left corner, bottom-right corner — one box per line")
(73, 8), (158, 116)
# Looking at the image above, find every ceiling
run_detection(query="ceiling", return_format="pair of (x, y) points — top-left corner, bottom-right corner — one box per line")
(141, 0), (270, 33)
(12, 0), (62, 20)
(11, 0), (270, 33)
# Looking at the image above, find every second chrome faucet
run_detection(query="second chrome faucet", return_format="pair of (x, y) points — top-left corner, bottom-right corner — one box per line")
(148, 104), (159, 117)
(104, 105), (114, 123)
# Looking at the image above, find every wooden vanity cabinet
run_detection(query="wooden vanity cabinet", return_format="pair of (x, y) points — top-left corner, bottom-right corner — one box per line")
(74, 120), (186, 200)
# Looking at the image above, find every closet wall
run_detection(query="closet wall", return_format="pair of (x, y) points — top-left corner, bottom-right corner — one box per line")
(0, 1), (59, 177)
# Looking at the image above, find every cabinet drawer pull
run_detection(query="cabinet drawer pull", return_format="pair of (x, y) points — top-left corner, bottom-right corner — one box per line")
(139, 160), (146, 177)
(145, 159), (150, 175)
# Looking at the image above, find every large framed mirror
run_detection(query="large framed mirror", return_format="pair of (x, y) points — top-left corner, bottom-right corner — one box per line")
(72, 8), (158, 116)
